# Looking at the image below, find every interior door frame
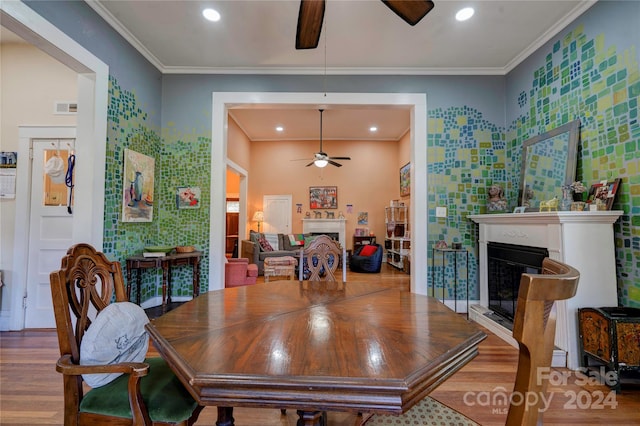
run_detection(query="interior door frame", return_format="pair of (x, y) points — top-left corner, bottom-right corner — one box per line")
(211, 92), (428, 293)
(3, 2), (108, 330)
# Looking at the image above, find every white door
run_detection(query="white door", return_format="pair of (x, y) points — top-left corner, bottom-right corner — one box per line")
(24, 139), (75, 328)
(263, 195), (292, 234)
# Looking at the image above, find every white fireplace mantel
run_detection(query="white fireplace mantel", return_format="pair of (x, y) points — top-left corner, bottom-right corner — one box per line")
(468, 211), (622, 370)
(302, 219), (346, 249)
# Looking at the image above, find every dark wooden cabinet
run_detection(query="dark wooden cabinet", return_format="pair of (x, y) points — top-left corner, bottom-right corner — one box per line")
(578, 307), (640, 392)
(353, 235), (376, 251)
(225, 212), (239, 255)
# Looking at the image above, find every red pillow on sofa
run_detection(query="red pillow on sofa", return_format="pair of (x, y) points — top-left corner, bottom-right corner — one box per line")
(359, 245), (377, 257)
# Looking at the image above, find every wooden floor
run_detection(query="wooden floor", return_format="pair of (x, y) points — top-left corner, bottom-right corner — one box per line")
(2, 264), (639, 425)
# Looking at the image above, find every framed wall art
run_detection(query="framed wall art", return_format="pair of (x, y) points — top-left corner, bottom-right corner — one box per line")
(309, 186), (337, 209)
(400, 162), (410, 197)
(176, 186), (201, 209)
(122, 149), (155, 222)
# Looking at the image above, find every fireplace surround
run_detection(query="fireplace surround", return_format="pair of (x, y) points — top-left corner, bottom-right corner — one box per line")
(469, 211), (622, 369)
(302, 219), (346, 249)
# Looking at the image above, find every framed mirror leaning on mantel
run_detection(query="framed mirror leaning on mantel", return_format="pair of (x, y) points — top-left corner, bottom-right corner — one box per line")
(519, 119), (580, 210)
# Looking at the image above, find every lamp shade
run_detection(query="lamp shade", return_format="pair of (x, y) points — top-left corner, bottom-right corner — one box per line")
(252, 211), (264, 222)
(314, 159), (328, 168)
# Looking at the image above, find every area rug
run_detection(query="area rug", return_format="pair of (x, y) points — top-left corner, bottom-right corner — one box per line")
(361, 396), (479, 425)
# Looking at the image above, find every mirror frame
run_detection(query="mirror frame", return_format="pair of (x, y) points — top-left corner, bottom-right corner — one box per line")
(519, 119), (580, 210)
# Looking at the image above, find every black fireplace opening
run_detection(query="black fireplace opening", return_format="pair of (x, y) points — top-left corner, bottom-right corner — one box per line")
(487, 242), (549, 327)
(310, 232), (339, 241)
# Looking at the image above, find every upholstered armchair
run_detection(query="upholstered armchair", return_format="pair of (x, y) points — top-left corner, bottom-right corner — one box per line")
(225, 257), (258, 288)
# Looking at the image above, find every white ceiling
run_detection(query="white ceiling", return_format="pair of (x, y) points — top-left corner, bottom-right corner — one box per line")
(88, 0), (594, 74)
(2, 0), (596, 142)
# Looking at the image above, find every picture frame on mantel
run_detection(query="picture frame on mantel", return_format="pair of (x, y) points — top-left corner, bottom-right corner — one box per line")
(309, 186), (337, 209)
(587, 178), (621, 210)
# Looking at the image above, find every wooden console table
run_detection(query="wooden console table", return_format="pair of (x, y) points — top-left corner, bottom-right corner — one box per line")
(126, 251), (202, 306)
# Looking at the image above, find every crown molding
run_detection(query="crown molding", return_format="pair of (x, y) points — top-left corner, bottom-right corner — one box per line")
(85, 0), (164, 71)
(503, 0), (598, 73)
(160, 65), (509, 75)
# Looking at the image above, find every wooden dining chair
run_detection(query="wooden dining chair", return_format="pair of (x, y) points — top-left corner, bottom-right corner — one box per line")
(363, 257), (580, 426)
(50, 243), (203, 426)
(298, 234), (346, 282)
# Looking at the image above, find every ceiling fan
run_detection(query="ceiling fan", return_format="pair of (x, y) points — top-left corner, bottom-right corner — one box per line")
(303, 109), (351, 168)
(296, 0), (435, 49)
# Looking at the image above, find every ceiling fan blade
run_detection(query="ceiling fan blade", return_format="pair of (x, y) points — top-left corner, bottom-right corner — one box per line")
(381, 0), (435, 26)
(328, 160), (343, 167)
(296, 0), (326, 49)
(328, 156), (351, 161)
(305, 161), (316, 167)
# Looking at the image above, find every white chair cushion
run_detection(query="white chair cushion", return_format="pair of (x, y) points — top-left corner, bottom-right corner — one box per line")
(80, 302), (149, 388)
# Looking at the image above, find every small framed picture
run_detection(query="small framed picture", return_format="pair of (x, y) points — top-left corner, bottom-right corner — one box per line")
(176, 186), (201, 209)
(513, 206), (526, 214)
(587, 183), (603, 204)
(400, 162), (410, 197)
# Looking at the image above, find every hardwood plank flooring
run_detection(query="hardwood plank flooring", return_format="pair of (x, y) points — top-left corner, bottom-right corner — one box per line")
(1, 264), (638, 425)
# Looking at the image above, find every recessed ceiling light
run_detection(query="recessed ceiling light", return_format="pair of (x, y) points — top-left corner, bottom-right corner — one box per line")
(275, 126), (284, 132)
(202, 8), (221, 22)
(455, 7), (474, 22)
(369, 126), (378, 132)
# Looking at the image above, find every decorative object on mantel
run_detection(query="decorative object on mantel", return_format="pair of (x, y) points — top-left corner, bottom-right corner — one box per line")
(487, 184), (508, 212)
(570, 181), (587, 201)
(338, 211), (345, 219)
(587, 179), (621, 210)
(325, 211), (334, 219)
(539, 197), (558, 212)
(314, 211), (322, 219)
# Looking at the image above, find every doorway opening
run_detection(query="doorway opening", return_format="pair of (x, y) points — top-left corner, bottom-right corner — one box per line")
(211, 93), (428, 293)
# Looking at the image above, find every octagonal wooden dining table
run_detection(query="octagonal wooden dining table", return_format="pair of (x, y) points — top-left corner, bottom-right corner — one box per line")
(145, 280), (486, 426)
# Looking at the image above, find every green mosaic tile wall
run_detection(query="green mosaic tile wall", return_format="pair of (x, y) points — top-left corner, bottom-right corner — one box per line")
(103, 76), (162, 302)
(506, 25), (639, 307)
(427, 23), (639, 308)
(156, 128), (212, 296)
(103, 77), (212, 303)
(427, 107), (506, 300)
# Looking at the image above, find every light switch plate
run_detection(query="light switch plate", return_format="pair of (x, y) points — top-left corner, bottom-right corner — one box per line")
(436, 206), (447, 218)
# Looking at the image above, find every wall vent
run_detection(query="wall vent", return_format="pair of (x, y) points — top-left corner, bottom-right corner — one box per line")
(54, 101), (77, 115)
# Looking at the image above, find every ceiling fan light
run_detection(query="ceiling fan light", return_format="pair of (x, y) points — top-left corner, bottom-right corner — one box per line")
(314, 159), (328, 168)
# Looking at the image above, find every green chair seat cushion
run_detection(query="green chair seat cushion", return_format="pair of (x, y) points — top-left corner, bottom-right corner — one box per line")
(80, 357), (198, 422)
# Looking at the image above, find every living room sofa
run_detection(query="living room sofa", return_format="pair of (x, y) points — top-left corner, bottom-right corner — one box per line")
(241, 231), (305, 275)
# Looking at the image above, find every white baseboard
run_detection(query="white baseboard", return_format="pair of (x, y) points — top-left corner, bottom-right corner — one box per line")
(140, 295), (192, 310)
(0, 310), (10, 331)
(440, 299), (480, 314)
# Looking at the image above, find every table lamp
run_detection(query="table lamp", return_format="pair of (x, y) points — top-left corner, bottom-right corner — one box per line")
(252, 211), (264, 232)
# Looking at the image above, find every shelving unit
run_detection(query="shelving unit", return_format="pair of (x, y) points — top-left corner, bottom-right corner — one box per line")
(385, 205), (409, 270)
(353, 235), (376, 251)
